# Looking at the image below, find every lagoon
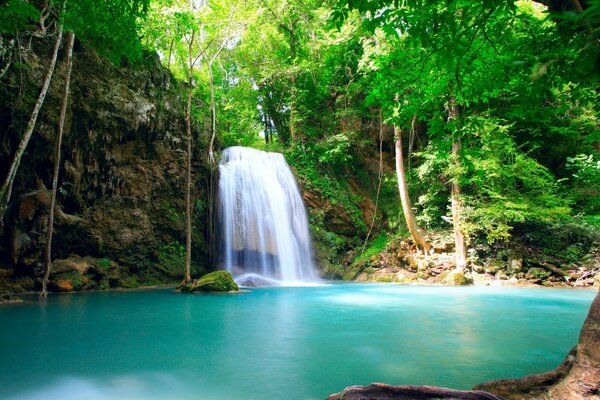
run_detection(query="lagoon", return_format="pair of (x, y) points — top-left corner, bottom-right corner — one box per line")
(0, 284), (595, 400)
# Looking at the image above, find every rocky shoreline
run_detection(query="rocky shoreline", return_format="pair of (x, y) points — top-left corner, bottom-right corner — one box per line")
(345, 235), (600, 289)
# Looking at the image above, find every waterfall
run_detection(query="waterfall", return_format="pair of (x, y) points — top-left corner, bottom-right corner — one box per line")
(218, 146), (319, 286)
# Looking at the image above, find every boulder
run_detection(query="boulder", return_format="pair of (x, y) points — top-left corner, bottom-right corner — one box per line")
(444, 268), (473, 286)
(180, 271), (239, 293)
(0, 291), (23, 304)
(326, 383), (503, 400)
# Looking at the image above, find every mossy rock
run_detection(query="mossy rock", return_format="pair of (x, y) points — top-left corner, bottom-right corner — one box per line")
(444, 268), (473, 286)
(180, 271), (239, 293)
(526, 267), (551, 280)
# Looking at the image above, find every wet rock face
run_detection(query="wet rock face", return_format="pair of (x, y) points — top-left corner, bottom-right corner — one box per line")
(0, 36), (210, 288)
(326, 383), (503, 400)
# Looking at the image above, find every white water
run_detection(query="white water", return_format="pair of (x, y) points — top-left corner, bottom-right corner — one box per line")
(218, 146), (319, 286)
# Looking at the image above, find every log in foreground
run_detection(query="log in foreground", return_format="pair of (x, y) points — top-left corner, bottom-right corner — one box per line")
(326, 383), (503, 400)
(327, 289), (600, 400)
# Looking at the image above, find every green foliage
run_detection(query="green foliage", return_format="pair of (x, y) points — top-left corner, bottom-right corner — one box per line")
(565, 154), (600, 213)
(519, 219), (599, 259)
(166, 205), (183, 222)
(119, 275), (141, 288)
(64, 0), (150, 63)
(98, 258), (111, 269)
(158, 241), (185, 273)
(0, 0), (39, 34)
(354, 233), (388, 265)
(194, 199), (205, 215)
(459, 116), (571, 244)
(286, 143), (367, 233)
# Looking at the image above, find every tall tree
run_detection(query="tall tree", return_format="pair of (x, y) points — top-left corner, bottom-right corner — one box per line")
(0, 15), (63, 229)
(394, 125), (430, 254)
(40, 31), (75, 300)
(447, 95), (466, 268)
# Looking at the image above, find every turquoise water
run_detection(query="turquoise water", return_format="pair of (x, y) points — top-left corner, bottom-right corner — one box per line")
(0, 284), (595, 400)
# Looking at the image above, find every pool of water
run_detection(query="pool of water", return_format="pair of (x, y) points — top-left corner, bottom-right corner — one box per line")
(0, 284), (595, 400)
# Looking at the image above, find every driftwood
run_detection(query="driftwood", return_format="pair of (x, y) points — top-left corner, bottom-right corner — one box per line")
(326, 383), (503, 400)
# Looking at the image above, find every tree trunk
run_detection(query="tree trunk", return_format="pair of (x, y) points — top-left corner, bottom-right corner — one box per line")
(207, 61), (217, 164)
(263, 109), (270, 144)
(448, 96), (467, 269)
(289, 74), (296, 142)
(361, 109), (385, 254)
(394, 126), (430, 254)
(183, 32), (194, 285)
(0, 25), (64, 228)
(40, 32), (75, 301)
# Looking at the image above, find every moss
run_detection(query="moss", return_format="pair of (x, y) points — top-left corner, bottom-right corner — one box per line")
(444, 269), (473, 286)
(119, 276), (140, 288)
(353, 234), (389, 266)
(526, 267), (551, 280)
(181, 271), (239, 293)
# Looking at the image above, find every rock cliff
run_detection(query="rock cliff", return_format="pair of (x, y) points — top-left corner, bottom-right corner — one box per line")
(0, 35), (211, 292)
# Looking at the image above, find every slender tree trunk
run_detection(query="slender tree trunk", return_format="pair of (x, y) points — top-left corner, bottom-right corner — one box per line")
(289, 74), (296, 142)
(167, 37), (175, 69)
(40, 32), (74, 301)
(183, 32), (194, 284)
(394, 126), (430, 254)
(448, 96), (467, 269)
(361, 110), (384, 254)
(206, 39), (226, 164)
(263, 108), (270, 144)
(207, 61), (217, 164)
(0, 25), (64, 228)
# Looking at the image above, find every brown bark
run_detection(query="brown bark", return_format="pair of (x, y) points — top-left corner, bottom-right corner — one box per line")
(207, 62), (217, 163)
(0, 25), (64, 227)
(448, 96), (467, 269)
(40, 32), (75, 300)
(327, 383), (503, 400)
(394, 126), (430, 254)
(207, 39), (226, 164)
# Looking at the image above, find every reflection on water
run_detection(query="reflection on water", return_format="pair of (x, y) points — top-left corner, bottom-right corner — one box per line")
(0, 284), (595, 400)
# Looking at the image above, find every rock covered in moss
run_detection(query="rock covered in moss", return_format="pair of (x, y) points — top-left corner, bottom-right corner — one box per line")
(180, 271), (239, 293)
(0, 291), (22, 304)
(48, 255), (129, 292)
(444, 268), (474, 286)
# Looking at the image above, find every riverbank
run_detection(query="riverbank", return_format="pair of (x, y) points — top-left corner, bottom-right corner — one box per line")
(326, 233), (600, 289)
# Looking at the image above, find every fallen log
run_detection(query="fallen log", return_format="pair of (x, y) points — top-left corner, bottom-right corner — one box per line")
(326, 383), (503, 400)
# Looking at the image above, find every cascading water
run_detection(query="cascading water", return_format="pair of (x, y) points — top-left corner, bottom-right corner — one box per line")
(218, 146), (319, 286)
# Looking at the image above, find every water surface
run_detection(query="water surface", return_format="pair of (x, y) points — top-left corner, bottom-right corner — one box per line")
(0, 284), (595, 400)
